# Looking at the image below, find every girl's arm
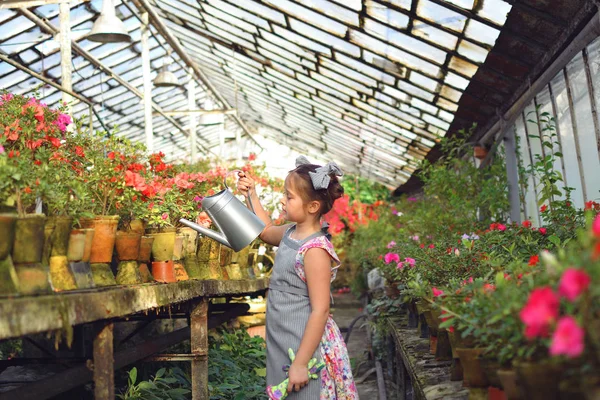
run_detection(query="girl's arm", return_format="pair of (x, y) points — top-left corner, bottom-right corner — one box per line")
(237, 171), (290, 246)
(287, 248), (331, 393)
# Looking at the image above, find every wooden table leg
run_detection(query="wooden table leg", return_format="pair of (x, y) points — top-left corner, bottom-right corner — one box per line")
(191, 298), (209, 400)
(93, 322), (114, 400)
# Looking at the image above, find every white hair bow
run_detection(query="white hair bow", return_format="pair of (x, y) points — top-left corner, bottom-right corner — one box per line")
(295, 156), (344, 190)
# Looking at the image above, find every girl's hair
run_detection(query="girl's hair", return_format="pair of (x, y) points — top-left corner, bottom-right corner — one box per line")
(289, 164), (344, 215)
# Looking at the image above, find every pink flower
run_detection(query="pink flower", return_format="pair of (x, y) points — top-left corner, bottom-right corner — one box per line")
(519, 287), (560, 339)
(428, 244), (435, 249)
(0, 145), (4, 154)
(404, 257), (416, 267)
(593, 215), (600, 237)
(497, 224), (506, 231)
(432, 287), (444, 297)
(387, 240), (396, 249)
(539, 228), (547, 235)
(396, 262), (404, 270)
(53, 113), (72, 132)
(384, 253), (400, 264)
(411, 235), (419, 241)
(193, 196), (204, 203)
(550, 316), (584, 358)
(558, 268), (591, 302)
(161, 212), (169, 220)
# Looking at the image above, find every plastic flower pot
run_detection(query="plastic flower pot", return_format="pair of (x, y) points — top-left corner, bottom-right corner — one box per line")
(115, 231), (142, 261)
(80, 216), (119, 263)
(152, 260), (176, 283)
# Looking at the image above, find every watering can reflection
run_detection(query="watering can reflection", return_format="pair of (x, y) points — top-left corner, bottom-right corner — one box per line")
(179, 171), (265, 252)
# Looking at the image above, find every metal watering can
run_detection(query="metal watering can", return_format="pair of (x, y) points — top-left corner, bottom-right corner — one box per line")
(179, 171), (265, 252)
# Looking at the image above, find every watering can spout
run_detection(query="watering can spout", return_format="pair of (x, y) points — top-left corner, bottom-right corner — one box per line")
(179, 218), (231, 248)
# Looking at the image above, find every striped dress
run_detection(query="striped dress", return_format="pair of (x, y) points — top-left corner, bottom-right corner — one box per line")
(266, 225), (358, 399)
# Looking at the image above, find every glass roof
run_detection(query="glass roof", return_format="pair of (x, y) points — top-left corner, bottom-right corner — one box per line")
(0, 0), (512, 186)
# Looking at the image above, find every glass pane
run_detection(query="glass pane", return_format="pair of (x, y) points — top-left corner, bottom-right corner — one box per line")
(566, 52), (600, 201)
(515, 113), (540, 225)
(550, 72), (585, 209)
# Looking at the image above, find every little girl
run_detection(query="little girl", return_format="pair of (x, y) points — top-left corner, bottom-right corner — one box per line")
(238, 156), (358, 399)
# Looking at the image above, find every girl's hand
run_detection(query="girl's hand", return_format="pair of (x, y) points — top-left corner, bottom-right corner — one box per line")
(287, 362), (309, 393)
(237, 171), (256, 197)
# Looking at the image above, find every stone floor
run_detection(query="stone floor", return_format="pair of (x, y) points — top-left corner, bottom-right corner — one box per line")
(331, 292), (381, 399)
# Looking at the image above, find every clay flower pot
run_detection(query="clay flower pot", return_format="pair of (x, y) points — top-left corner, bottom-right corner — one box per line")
(116, 260), (142, 285)
(455, 348), (488, 388)
(80, 216), (119, 263)
(49, 216), (73, 257)
(139, 263), (154, 283)
(497, 369), (523, 400)
(13, 214), (47, 264)
(67, 229), (95, 262)
(149, 229), (176, 262)
(179, 227), (198, 256)
(0, 214), (17, 260)
(152, 260), (176, 283)
(173, 234), (184, 261)
(514, 361), (562, 400)
(138, 236), (154, 263)
(115, 231), (142, 261)
(174, 262), (189, 281)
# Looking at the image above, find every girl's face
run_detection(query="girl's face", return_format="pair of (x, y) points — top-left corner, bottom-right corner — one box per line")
(281, 175), (307, 223)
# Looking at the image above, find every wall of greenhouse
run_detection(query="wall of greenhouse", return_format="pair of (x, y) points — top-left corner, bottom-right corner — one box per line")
(500, 36), (600, 226)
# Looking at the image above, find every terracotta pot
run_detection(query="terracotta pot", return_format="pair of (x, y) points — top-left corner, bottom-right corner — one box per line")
(115, 231), (142, 261)
(174, 261), (189, 281)
(514, 361), (562, 400)
(196, 260), (212, 280)
(138, 236), (154, 263)
(197, 236), (213, 261)
(226, 264), (243, 280)
(179, 227), (198, 256)
(480, 356), (502, 388)
(429, 335), (438, 355)
(497, 369), (523, 400)
(173, 234), (184, 261)
(149, 230), (176, 261)
(581, 375), (600, 400)
(13, 214), (46, 264)
(456, 348), (488, 388)
(139, 263), (153, 283)
(14, 263), (51, 295)
(559, 379), (586, 400)
(435, 329), (452, 361)
(0, 256), (19, 296)
(474, 145), (488, 160)
(488, 387), (506, 400)
(67, 229), (95, 262)
(90, 263), (117, 287)
(80, 216), (119, 263)
(454, 330), (477, 349)
(184, 256), (202, 279)
(152, 260), (176, 283)
(0, 213), (17, 260)
(220, 245), (233, 267)
(48, 216), (73, 257)
(128, 219), (146, 234)
(468, 388), (488, 400)
(42, 217), (55, 266)
(116, 260), (142, 285)
(448, 330), (459, 358)
(49, 255), (76, 291)
(423, 309), (440, 336)
(231, 245), (249, 270)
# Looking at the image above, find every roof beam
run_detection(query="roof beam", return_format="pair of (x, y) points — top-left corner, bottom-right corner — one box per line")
(18, 7), (211, 153)
(0, 0), (88, 9)
(132, 0), (262, 150)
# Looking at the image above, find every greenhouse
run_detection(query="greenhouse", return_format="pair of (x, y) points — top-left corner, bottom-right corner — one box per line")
(1, 0), (600, 399)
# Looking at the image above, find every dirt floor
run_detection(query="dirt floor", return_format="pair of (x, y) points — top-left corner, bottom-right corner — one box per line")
(331, 292), (381, 399)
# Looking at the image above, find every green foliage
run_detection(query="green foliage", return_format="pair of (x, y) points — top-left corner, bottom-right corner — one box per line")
(118, 367), (191, 400)
(340, 174), (390, 204)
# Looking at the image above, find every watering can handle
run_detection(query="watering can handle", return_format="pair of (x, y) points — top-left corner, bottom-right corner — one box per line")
(224, 170), (258, 214)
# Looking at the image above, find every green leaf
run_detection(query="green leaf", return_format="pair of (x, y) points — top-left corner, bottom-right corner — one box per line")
(129, 367), (137, 385)
(254, 367), (267, 377)
(155, 368), (166, 379)
(548, 235), (561, 247)
(137, 381), (155, 390)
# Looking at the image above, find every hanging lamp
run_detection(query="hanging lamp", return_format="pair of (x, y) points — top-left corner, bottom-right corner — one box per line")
(154, 51), (180, 87)
(88, 0), (132, 43)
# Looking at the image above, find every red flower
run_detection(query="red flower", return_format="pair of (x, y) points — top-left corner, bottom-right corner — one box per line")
(550, 316), (584, 358)
(497, 224), (506, 231)
(522, 220), (532, 228)
(558, 268), (591, 302)
(107, 151), (115, 160)
(586, 201), (594, 211)
(519, 287), (559, 339)
(419, 243), (425, 249)
(539, 227), (547, 235)
(540, 204), (548, 213)
(432, 287), (444, 297)
(428, 244), (435, 249)
(593, 215), (600, 237)
(34, 160), (41, 166)
(248, 152), (257, 161)
(4, 119), (21, 141)
(74, 146), (85, 157)
(48, 136), (61, 148)
(528, 255), (539, 266)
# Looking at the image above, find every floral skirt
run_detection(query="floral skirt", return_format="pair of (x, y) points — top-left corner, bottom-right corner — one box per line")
(319, 316), (359, 399)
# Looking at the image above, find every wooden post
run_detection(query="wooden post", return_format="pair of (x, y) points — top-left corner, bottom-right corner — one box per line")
(93, 322), (114, 400)
(190, 298), (209, 400)
(140, 12), (153, 153)
(59, 1), (72, 111)
(188, 69), (197, 162)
